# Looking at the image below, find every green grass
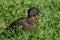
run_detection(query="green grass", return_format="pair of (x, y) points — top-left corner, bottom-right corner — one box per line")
(0, 0), (60, 40)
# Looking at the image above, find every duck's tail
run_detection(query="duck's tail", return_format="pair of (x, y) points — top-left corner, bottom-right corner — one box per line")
(0, 18), (22, 36)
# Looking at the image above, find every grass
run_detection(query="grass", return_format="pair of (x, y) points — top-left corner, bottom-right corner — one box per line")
(0, 0), (60, 40)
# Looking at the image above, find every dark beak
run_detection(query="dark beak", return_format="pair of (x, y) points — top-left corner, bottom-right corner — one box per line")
(38, 13), (44, 17)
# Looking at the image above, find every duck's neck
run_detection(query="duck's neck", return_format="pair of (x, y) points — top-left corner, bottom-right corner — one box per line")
(27, 15), (35, 18)
(27, 16), (38, 25)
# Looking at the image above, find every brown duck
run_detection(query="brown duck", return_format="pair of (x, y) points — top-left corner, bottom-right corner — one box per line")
(5, 7), (44, 32)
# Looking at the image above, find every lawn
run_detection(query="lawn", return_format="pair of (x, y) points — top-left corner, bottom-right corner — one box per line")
(0, 0), (60, 40)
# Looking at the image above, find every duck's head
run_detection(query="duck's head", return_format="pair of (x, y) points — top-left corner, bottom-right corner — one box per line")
(28, 7), (44, 18)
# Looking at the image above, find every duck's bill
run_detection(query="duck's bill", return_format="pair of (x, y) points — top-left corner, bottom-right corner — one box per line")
(38, 13), (44, 17)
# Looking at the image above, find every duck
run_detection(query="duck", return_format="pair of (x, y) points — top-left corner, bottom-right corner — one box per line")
(4, 7), (44, 32)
